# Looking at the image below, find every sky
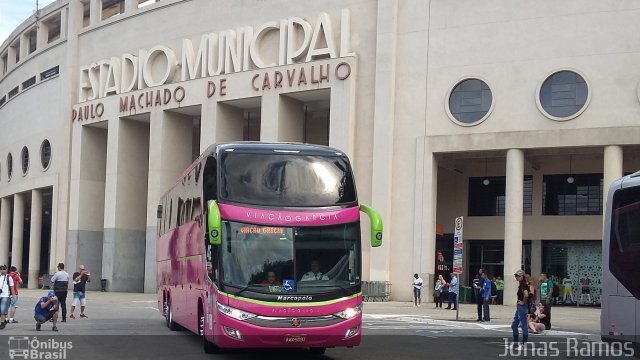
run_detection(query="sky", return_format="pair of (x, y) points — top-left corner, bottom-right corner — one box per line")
(0, 0), (57, 45)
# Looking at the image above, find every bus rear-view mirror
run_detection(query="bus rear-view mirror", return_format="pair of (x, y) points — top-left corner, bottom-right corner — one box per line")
(360, 204), (383, 247)
(208, 200), (222, 245)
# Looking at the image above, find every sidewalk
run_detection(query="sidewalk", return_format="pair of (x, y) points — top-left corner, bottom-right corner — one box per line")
(362, 301), (601, 334)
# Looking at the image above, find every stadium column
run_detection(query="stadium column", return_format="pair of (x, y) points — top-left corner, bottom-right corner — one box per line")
(414, 148), (438, 299)
(28, 189), (42, 289)
(125, 0), (138, 13)
(260, 92), (303, 142)
(11, 194), (25, 271)
(89, 0), (101, 26)
(144, 109), (193, 293)
(329, 59), (357, 161)
(103, 116), (150, 292)
(503, 149), (524, 306)
(202, 100), (244, 149)
(67, 122), (108, 291)
(19, 34), (29, 63)
(36, 19), (49, 48)
(369, 0), (398, 285)
(601, 146), (623, 294)
(603, 146), (623, 225)
(0, 198), (10, 265)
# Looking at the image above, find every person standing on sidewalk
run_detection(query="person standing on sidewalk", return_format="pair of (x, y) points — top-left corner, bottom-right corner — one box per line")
(495, 276), (504, 305)
(538, 272), (553, 329)
(0, 265), (16, 329)
(434, 275), (445, 308)
(413, 274), (423, 307)
(511, 269), (529, 350)
(445, 272), (458, 310)
(50, 263), (70, 323)
(481, 270), (492, 322)
(70, 265), (91, 319)
(8, 266), (23, 323)
(473, 271), (483, 321)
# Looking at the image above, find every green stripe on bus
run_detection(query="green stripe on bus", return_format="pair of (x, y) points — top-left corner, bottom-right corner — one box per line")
(217, 290), (362, 307)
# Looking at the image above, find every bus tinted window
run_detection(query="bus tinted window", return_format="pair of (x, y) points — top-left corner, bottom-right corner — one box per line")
(220, 153), (356, 207)
(610, 186), (640, 300)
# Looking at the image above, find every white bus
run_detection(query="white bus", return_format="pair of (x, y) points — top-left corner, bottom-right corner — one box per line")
(601, 170), (640, 353)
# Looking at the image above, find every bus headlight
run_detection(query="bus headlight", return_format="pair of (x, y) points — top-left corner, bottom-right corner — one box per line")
(334, 305), (362, 320)
(217, 302), (257, 321)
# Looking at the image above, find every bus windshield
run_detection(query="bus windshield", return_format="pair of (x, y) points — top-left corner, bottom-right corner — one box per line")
(219, 153), (356, 207)
(221, 221), (361, 295)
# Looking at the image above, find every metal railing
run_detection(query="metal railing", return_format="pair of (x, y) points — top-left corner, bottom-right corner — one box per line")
(362, 281), (392, 302)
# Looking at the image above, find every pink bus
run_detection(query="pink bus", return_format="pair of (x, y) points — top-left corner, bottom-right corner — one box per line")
(157, 142), (383, 355)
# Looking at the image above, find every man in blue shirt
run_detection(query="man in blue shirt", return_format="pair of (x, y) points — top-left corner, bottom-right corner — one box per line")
(34, 290), (59, 331)
(481, 270), (492, 322)
(445, 272), (458, 310)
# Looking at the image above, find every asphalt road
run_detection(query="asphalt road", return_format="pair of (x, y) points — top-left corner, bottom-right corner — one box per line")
(0, 290), (631, 360)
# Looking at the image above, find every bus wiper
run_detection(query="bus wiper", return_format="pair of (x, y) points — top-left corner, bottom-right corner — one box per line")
(232, 284), (254, 296)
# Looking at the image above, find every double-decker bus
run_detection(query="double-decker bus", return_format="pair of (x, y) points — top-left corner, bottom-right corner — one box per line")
(601, 170), (640, 353)
(156, 142), (382, 354)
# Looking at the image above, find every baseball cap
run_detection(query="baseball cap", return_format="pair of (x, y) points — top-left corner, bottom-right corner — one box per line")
(48, 290), (56, 297)
(514, 269), (525, 276)
(0, 264), (6, 270)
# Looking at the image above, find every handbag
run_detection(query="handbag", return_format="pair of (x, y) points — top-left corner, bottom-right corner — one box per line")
(433, 290), (441, 297)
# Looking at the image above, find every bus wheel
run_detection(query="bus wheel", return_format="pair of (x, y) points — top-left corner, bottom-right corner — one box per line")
(309, 347), (326, 355)
(199, 307), (220, 354)
(166, 298), (181, 331)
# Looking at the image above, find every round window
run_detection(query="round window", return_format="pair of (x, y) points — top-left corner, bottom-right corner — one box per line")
(447, 78), (493, 126)
(21, 146), (29, 175)
(7, 153), (12, 181)
(537, 70), (589, 120)
(41, 140), (52, 170)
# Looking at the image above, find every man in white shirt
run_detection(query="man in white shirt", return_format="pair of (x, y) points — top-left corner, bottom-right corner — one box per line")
(413, 273), (423, 307)
(300, 260), (329, 281)
(0, 264), (16, 329)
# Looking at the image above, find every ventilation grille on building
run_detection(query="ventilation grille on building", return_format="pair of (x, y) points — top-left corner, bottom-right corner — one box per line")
(8, 86), (19, 99)
(22, 76), (36, 89)
(40, 65), (59, 80)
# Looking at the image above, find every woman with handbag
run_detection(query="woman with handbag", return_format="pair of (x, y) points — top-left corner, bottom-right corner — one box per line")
(434, 275), (445, 308)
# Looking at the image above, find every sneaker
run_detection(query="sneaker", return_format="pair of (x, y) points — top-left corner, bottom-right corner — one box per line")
(61, 318), (66, 323)
(444, 307), (451, 310)
(52, 326), (58, 332)
(36, 321), (42, 331)
(511, 343), (522, 351)
(80, 314), (88, 318)
(9, 319), (18, 323)
(69, 314), (75, 319)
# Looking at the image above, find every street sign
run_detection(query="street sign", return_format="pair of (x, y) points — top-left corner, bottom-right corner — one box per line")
(453, 217), (463, 274)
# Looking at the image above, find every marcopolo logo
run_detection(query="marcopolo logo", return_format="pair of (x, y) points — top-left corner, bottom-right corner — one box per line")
(8, 336), (73, 360)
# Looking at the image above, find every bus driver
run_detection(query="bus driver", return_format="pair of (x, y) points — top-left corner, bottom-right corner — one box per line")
(301, 260), (329, 281)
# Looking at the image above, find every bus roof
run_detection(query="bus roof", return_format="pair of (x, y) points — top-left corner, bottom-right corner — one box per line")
(210, 142), (347, 157)
(621, 170), (640, 188)
(160, 142), (349, 200)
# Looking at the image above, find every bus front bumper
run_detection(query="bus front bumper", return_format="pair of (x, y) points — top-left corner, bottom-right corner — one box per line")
(211, 313), (362, 349)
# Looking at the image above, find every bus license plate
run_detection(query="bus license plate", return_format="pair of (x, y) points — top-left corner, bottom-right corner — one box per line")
(284, 335), (306, 343)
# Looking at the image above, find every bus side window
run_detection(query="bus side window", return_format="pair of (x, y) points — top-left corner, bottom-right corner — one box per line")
(203, 156), (217, 203)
